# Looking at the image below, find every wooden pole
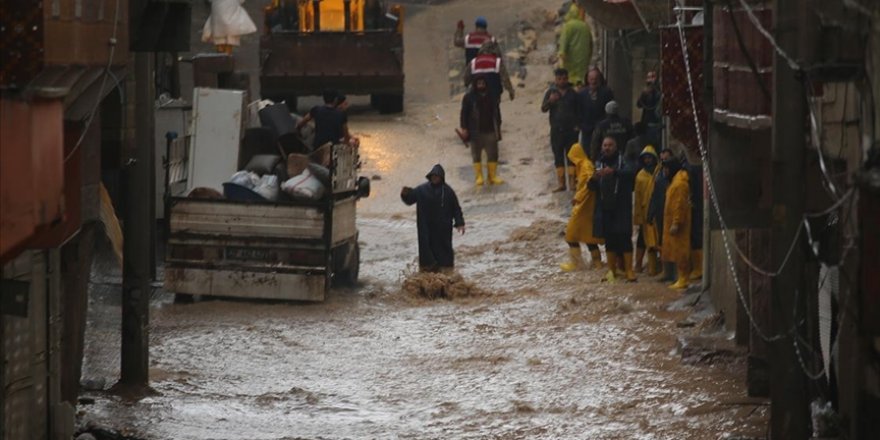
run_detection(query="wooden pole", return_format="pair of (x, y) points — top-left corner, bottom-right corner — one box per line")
(769, 0), (811, 437)
(120, 50), (154, 388)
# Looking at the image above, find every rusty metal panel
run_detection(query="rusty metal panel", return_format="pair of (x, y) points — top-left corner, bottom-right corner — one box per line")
(712, 2), (773, 122)
(165, 267), (326, 301)
(0, 98), (65, 264)
(0, 0), (45, 89)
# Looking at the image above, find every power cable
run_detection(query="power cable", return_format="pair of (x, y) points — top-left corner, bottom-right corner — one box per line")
(734, 0), (800, 72)
(65, 0), (121, 163)
(723, 0), (772, 103)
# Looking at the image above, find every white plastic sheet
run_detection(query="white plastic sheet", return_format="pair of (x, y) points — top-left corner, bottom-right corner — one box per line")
(202, 0), (258, 46)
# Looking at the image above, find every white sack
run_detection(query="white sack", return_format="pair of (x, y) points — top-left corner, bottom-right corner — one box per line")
(202, 0), (258, 46)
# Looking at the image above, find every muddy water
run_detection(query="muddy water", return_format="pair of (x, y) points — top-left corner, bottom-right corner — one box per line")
(81, 1), (767, 438)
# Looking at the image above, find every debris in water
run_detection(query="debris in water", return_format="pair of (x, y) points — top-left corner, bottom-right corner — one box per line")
(509, 219), (566, 242)
(402, 271), (488, 300)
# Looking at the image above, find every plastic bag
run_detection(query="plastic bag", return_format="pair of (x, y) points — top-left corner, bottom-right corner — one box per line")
(253, 175), (280, 201)
(281, 169), (325, 200)
(229, 170), (260, 189)
(202, 0), (257, 46)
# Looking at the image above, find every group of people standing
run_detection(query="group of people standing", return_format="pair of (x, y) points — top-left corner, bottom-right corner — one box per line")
(540, 4), (701, 288)
(399, 11), (702, 288)
(557, 126), (703, 289)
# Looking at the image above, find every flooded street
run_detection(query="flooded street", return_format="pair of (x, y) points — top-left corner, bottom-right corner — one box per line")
(81, 1), (767, 438)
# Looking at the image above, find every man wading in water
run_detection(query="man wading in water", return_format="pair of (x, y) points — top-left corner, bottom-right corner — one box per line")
(401, 165), (466, 272)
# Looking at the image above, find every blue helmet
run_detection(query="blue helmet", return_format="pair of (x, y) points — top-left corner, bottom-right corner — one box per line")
(475, 16), (488, 28)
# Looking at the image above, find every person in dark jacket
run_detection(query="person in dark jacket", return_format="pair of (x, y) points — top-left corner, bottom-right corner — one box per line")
(576, 67), (614, 150)
(460, 75), (503, 185)
(401, 165), (466, 272)
(624, 121), (650, 170)
(649, 148), (675, 281)
(590, 100), (633, 163)
(541, 68), (580, 192)
(589, 135), (637, 283)
(636, 70), (662, 147)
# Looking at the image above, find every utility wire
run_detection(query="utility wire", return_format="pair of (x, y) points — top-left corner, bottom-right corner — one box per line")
(723, 0), (772, 103)
(734, 0), (800, 72)
(65, 0), (122, 163)
(675, 17), (787, 342)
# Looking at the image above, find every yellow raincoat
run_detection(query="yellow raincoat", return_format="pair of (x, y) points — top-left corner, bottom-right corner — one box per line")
(565, 143), (603, 244)
(662, 170), (691, 264)
(634, 146), (660, 249)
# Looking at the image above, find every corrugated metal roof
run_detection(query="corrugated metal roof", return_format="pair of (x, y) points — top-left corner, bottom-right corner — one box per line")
(578, 0), (676, 30)
(25, 66), (127, 120)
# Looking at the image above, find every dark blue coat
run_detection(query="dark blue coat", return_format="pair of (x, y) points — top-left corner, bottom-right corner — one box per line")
(401, 165), (465, 269)
(589, 153), (636, 238)
(648, 170), (669, 244)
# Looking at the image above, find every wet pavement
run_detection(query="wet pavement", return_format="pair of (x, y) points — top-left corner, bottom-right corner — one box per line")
(79, 1), (768, 438)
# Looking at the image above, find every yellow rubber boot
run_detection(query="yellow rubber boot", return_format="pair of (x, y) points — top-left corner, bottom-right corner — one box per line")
(473, 163), (484, 186)
(603, 253), (618, 283)
(590, 248), (603, 270)
(553, 167), (566, 192)
(560, 247), (585, 272)
(623, 252), (637, 282)
(567, 165), (577, 190)
(669, 262), (690, 289)
(487, 162), (504, 185)
(647, 251), (660, 276)
(689, 249), (703, 280)
(614, 254), (626, 277)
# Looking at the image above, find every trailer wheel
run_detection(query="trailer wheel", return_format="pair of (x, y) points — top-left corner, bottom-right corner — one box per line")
(337, 242), (360, 287)
(374, 94), (403, 114)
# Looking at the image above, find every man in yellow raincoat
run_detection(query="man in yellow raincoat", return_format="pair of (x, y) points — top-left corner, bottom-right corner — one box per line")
(560, 143), (604, 271)
(661, 157), (692, 289)
(558, 4), (592, 88)
(633, 145), (661, 275)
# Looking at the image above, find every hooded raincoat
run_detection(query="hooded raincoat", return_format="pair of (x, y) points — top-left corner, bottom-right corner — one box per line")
(589, 152), (636, 240)
(565, 144), (603, 244)
(401, 165), (465, 269)
(662, 169), (691, 265)
(558, 5), (592, 86)
(634, 146), (660, 248)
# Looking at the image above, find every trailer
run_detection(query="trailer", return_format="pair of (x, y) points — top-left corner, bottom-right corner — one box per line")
(164, 143), (368, 302)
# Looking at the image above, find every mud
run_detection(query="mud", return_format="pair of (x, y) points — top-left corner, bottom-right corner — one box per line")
(79, 0), (768, 439)
(401, 271), (489, 300)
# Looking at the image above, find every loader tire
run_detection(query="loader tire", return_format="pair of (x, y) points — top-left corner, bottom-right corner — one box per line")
(374, 94), (403, 114)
